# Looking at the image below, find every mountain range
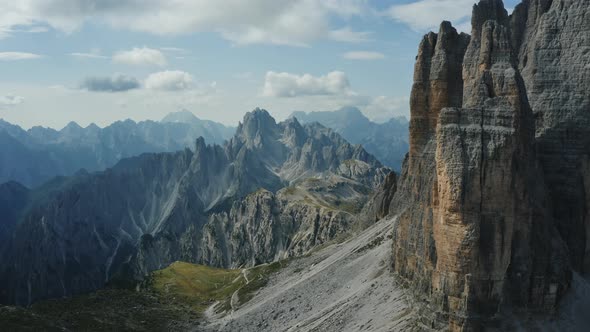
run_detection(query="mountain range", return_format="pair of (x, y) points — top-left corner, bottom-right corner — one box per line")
(0, 110), (234, 188)
(291, 107), (409, 171)
(0, 108), (390, 305)
(0, 108), (408, 189)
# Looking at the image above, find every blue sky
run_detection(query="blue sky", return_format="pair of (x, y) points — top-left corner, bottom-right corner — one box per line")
(0, 0), (520, 129)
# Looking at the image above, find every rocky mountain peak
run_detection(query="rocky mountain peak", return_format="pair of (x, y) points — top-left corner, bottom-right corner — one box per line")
(195, 136), (207, 152)
(236, 108), (280, 149)
(471, 0), (509, 35)
(463, 0), (527, 110)
(281, 117), (306, 148)
(60, 121), (83, 132)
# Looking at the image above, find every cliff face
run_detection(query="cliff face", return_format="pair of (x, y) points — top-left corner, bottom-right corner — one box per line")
(514, 0), (590, 273)
(387, 0), (589, 330)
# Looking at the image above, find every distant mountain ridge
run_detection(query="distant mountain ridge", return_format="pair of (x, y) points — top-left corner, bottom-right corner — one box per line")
(0, 110), (234, 187)
(290, 107), (409, 170)
(0, 108), (390, 305)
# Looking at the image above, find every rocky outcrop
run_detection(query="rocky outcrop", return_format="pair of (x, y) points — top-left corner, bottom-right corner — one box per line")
(0, 109), (389, 305)
(382, 0), (589, 330)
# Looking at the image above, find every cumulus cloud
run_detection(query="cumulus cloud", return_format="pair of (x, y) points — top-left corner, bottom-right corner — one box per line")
(342, 51), (385, 60)
(0, 1), (370, 46)
(144, 70), (194, 91)
(0, 95), (24, 107)
(262, 71), (352, 98)
(0, 52), (43, 60)
(387, 0), (475, 32)
(80, 74), (141, 92)
(113, 47), (167, 66)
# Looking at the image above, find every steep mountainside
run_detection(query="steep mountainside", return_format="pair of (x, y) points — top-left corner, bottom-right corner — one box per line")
(0, 110), (234, 187)
(291, 107), (409, 170)
(0, 108), (390, 306)
(371, 0), (590, 330)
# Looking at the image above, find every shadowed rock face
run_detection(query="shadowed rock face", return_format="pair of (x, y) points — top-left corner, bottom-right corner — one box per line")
(0, 108), (390, 306)
(381, 0), (589, 330)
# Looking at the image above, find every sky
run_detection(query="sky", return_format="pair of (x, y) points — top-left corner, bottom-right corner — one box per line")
(0, 0), (520, 129)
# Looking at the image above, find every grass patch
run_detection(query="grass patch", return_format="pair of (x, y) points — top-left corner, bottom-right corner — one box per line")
(149, 260), (290, 314)
(1, 260), (290, 331)
(148, 261), (244, 314)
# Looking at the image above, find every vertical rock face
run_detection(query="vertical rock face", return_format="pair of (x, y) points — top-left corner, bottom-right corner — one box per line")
(514, 0), (590, 272)
(408, 23), (470, 160)
(387, 0), (589, 330)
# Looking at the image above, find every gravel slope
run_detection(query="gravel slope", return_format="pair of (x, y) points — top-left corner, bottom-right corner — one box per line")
(202, 216), (417, 332)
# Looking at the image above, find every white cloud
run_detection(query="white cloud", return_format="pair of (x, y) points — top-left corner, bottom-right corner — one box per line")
(144, 70), (194, 91)
(113, 47), (167, 66)
(342, 51), (385, 60)
(262, 71), (353, 98)
(362, 95), (409, 122)
(0, 0), (370, 46)
(0, 52), (43, 61)
(70, 50), (108, 59)
(387, 0), (475, 32)
(328, 27), (373, 43)
(0, 95), (24, 107)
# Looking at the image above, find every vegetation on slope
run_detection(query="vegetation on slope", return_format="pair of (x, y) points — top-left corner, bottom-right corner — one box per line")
(0, 260), (289, 331)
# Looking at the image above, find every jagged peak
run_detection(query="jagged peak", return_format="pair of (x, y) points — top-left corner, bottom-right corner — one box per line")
(86, 123), (100, 130)
(439, 21), (456, 34)
(242, 107), (274, 123)
(236, 108), (280, 146)
(471, 0), (509, 36)
(195, 136), (207, 152)
(435, 21), (471, 53)
(282, 116), (301, 126)
(61, 121), (83, 131)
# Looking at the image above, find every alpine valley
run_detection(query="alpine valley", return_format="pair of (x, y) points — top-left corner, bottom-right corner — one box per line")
(1, 0), (589, 331)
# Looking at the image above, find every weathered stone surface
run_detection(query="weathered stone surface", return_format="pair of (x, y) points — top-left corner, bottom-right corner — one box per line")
(383, 0), (589, 330)
(514, 0), (590, 272)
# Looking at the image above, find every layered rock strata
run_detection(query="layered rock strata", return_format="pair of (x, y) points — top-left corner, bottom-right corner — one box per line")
(386, 0), (589, 329)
